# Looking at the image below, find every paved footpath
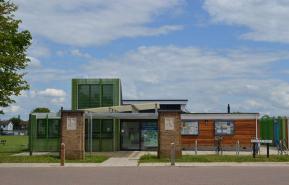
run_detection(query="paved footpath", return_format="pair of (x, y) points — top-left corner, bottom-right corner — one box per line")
(1, 166), (289, 185)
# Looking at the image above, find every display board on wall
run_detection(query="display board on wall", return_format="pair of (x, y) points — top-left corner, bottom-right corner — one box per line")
(181, 121), (198, 135)
(142, 123), (158, 147)
(164, 117), (175, 130)
(67, 117), (77, 130)
(215, 121), (234, 135)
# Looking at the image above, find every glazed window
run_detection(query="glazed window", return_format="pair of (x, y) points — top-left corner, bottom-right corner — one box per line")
(215, 121), (234, 135)
(102, 84), (113, 107)
(48, 119), (60, 138)
(37, 119), (47, 138)
(181, 121), (199, 135)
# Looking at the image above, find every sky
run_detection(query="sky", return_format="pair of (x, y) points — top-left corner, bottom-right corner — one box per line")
(1, 0), (289, 120)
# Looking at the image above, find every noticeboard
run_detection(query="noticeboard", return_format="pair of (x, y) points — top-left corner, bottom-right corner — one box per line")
(164, 117), (175, 130)
(67, 117), (77, 130)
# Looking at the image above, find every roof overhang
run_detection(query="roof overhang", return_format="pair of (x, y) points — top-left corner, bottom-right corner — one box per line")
(31, 112), (61, 119)
(181, 113), (259, 120)
(82, 103), (160, 113)
(84, 112), (158, 119)
(82, 103), (159, 120)
(122, 99), (188, 105)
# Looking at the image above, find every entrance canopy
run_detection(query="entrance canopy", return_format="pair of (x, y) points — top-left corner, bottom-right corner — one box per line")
(82, 103), (160, 119)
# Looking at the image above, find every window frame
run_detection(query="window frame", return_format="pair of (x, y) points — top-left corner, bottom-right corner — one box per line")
(102, 84), (114, 107)
(214, 120), (235, 136)
(37, 119), (47, 138)
(48, 119), (60, 138)
(181, 120), (199, 136)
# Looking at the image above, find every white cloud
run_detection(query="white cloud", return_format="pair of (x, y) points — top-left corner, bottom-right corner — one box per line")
(14, 0), (184, 46)
(80, 45), (289, 115)
(28, 56), (41, 68)
(3, 45), (289, 119)
(38, 88), (66, 97)
(28, 41), (51, 58)
(203, 0), (289, 43)
(70, 49), (92, 59)
(2, 105), (21, 114)
(1, 89), (68, 120)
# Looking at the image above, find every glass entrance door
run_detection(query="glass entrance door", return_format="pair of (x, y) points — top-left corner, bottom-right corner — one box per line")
(121, 122), (140, 150)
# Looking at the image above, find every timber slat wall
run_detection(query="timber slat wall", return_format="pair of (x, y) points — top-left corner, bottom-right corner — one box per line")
(181, 120), (256, 150)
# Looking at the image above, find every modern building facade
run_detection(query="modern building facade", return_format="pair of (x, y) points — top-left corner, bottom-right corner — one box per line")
(29, 78), (260, 154)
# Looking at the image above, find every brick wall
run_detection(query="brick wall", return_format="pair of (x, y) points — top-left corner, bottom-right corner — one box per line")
(61, 111), (85, 160)
(158, 111), (182, 158)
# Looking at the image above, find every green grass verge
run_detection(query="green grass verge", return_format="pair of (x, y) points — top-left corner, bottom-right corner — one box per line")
(0, 136), (28, 152)
(139, 154), (289, 163)
(0, 153), (108, 163)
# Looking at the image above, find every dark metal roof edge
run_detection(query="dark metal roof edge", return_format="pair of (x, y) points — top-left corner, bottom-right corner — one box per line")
(182, 112), (259, 115)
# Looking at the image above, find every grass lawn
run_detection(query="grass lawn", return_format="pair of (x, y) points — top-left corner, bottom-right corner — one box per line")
(0, 136), (28, 152)
(0, 153), (108, 163)
(139, 154), (289, 163)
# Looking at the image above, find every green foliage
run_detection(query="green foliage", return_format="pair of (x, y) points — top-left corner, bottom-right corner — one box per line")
(9, 116), (21, 124)
(9, 116), (22, 129)
(32, 107), (50, 113)
(0, 0), (32, 114)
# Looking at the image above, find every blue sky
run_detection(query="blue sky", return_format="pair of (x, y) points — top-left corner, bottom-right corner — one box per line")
(2, 0), (289, 120)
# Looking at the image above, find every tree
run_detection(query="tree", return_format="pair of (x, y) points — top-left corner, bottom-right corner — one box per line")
(32, 107), (50, 113)
(9, 116), (21, 130)
(0, 0), (32, 114)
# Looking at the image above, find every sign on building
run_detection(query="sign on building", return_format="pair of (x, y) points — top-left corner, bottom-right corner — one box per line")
(67, 117), (77, 130)
(164, 117), (175, 130)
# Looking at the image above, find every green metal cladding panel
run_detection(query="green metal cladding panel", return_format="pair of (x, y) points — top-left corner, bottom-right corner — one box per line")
(71, 78), (121, 151)
(260, 116), (288, 146)
(29, 115), (60, 152)
(259, 116), (274, 141)
(71, 78), (121, 110)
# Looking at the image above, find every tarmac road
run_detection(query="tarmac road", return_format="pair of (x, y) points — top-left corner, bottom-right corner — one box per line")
(0, 166), (289, 185)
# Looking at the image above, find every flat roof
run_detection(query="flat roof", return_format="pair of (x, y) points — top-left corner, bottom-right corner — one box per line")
(181, 113), (259, 120)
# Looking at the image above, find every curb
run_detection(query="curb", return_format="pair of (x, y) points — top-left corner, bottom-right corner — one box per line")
(139, 162), (289, 167)
(1, 162), (289, 168)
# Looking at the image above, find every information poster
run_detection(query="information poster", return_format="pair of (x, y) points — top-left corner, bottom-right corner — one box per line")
(215, 121), (234, 135)
(142, 123), (158, 147)
(181, 121), (198, 135)
(165, 117), (175, 130)
(67, 117), (77, 130)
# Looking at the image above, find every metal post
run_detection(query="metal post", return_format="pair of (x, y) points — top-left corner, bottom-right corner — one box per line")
(236, 140), (240, 156)
(170, 143), (175, 166)
(60, 143), (65, 166)
(266, 143), (270, 158)
(90, 113), (92, 155)
(252, 143), (256, 158)
(280, 140), (283, 155)
(195, 140), (198, 155)
(29, 115), (33, 156)
(255, 115), (258, 140)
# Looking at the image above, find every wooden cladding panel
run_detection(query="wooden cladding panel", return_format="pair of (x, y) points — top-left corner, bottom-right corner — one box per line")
(181, 119), (256, 150)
